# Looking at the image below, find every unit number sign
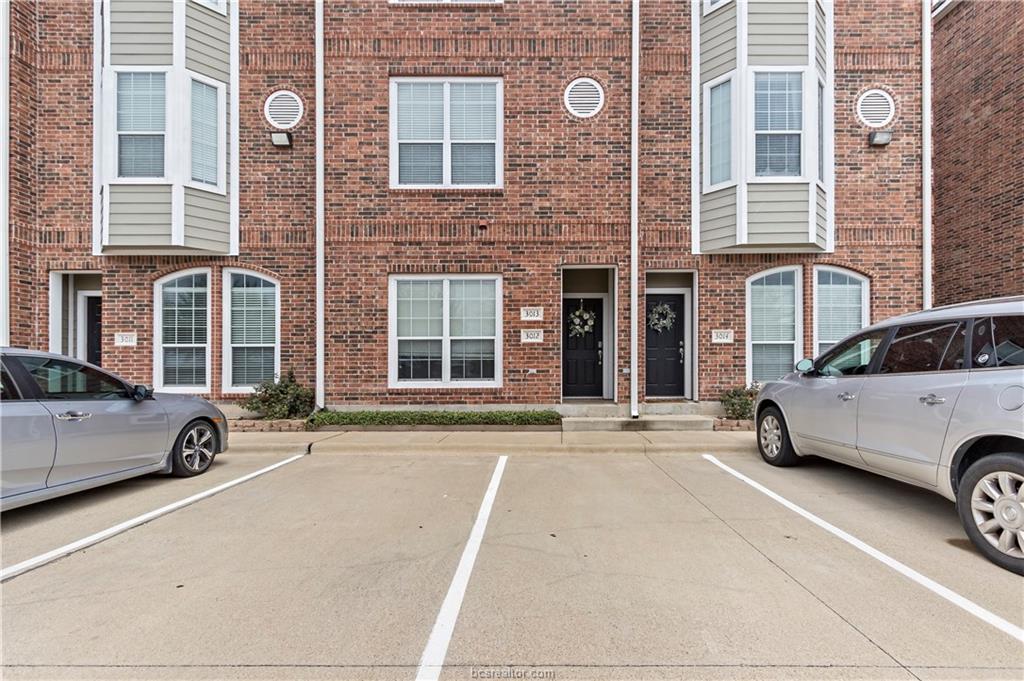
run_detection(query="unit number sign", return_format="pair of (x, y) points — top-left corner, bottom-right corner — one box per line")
(114, 332), (138, 347)
(711, 329), (734, 344)
(520, 307), (544, 321)
(521, 329), (544, 343)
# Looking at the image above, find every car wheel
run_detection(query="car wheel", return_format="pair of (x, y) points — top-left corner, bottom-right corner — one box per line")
(957, 453), (1024, 575)
(756, 406), (799, 467)
(171, 419), (217, 477)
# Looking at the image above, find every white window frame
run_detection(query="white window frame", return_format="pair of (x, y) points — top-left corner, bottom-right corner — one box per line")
(389, 0), (502, 4)
(745, 265), (804, 385)
(812, 265), (870, 357)
(191, 0), (228, 16)
(387, 274), (503, 389)
(703, 0), (732, 16)
(389, 77), (504, 190)
(747, 67), (812, 184)
(702, 71), (739, 193)
(154, 267), (212, 393)
(104, 66), (172, 184)
(221, 268), (281, 394)
(185, 70), (227, 195)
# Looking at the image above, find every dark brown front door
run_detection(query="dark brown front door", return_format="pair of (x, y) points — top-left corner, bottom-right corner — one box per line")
(563, 298), (603, 397)
(86, 297), (102, 366)
(645, 293), (685, 397)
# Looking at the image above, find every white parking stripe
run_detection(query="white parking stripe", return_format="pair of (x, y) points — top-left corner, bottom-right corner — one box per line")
(1, 453), (307, 583)
(416, 455), (508, 681)
(703, 454), (1024, 644)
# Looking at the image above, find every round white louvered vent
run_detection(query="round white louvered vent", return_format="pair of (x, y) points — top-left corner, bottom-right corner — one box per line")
(263, 90), (304, 130)
(564, 78), (605, 119)
(856, 89), (895, 128)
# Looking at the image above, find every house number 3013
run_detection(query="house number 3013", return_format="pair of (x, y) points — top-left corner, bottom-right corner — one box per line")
(520, 307), (544, 321)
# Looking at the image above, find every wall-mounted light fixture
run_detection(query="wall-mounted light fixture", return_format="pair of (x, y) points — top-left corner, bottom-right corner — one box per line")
(868, 130), (893, 146)
(270, 131), (293, 147)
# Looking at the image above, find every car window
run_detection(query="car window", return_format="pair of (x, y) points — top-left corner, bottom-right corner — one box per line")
(878, 320), (964, 374)
(16, 356), (128, 400)
(816, 329), (887, 377)
(971, 316), (1024, 368)
(1, 363), (21, 401)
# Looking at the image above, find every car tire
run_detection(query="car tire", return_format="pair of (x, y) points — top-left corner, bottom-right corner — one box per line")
(956, 453), (1024, 575)
(756, 406), (800, 467)
(171, 419), (218, 477)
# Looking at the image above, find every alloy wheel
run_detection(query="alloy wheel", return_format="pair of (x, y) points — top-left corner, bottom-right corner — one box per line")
(182, 424), (215, 473)
(970, 471), (1024, 559)
(760, 415), (782, 458)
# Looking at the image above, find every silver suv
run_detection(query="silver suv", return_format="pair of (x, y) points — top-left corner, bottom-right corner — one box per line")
(755, 296), (1024, 574)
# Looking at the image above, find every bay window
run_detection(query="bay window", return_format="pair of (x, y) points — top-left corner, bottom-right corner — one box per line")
(155, 269), (210, 391)
(390, 78), (503, 188)
(116, 72), (166, 178)
(754, 72), (802, 177)
(223, 270), (279, 390)
(747, 266), (802, 384)
(814, 266), (869, 356)
(389, 275), (503, 388)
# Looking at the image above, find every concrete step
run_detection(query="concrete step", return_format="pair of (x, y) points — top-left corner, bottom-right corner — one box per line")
(562, 415), (715, 432)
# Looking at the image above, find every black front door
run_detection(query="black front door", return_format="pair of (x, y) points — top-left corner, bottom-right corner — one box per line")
(645, 294), (685, 397)
(86, 297), (102, 366)
(563, 298), (603, 397)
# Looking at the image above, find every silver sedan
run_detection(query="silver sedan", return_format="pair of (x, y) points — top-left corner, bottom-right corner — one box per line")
(1, 348), (228, 511)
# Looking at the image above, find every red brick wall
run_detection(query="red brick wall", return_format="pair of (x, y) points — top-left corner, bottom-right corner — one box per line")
(9, 0), (926, 405)
(932, 0), (1024, 306)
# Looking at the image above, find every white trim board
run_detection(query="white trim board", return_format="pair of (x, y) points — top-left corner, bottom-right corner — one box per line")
(1, 0), (10, 344)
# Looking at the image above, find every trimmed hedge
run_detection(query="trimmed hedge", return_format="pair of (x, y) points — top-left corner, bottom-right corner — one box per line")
(308, 409), (562, 428)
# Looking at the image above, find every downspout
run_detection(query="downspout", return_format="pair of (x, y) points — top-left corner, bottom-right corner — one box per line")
(314, 0), (326, 407)
(1, 0), (9, 346)
(629, 0), (640, 418)
(921, 0), (933, 309)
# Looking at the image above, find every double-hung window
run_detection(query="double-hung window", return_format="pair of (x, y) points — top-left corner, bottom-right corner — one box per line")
(117, 72), (166, 178)
(391, 78), (503, 188)
(754, 72), (802, 177)
(747, 267), (802, 384)
(704, 76), (733, 190)
(814, 266), (869, 356)
(224, 270), (279, 390)
(389, 276), (503, 388)
(155, 270), (210, 391)
(189, 77), (225, 191)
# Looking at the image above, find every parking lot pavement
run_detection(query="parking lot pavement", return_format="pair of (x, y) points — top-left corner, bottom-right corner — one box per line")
(2, 443), (1022, 681)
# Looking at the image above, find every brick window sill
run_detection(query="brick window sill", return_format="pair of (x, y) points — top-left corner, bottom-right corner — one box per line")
(388, 188), (505, 197)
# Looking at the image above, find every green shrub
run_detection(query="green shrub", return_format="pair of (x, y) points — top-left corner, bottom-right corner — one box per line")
(308, 409), (562, 428)
(241, 371), (315, 419)
(720, 385), (759, 421)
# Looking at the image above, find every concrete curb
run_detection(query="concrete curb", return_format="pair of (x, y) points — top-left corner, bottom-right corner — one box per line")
(309, 442), (758, 457)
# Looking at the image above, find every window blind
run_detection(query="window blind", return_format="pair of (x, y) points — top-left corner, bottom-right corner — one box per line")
(709, 80), (732, 185)
(161, 273), (207, 387)
(816, 270), (864, 355)
(754, 72), (801, 177)
(117, 72), (165, 178)
(191, 80), (219, 186)
(750, 270), (797, 383)
(230, 273), (277, 386)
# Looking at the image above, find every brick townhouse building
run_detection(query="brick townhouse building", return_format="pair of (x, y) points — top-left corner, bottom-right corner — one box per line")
(931, 0), (1023, 307)
(0, 0), (932, 415)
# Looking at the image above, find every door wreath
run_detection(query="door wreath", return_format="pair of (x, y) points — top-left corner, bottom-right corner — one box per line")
(648, 302), (676, 333)
(568, 303), (596, 337)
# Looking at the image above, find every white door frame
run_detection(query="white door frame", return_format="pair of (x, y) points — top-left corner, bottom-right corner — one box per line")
(645, 287), (693, 399)
(561, 291), (614, 400)
(75, 290), (102, 362)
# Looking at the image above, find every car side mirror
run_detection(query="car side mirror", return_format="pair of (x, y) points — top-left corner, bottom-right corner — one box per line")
(795, 358), (815, 374)
(131, 384), (154, 401)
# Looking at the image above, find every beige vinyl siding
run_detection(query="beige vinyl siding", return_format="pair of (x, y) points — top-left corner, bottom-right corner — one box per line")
(109, 0), (173, 66)
(701, 2), (737, 83)
(746, 184), (810, 244)
(815, 184), (828, 248)
(700, 186), (738, 251)
(107, 185), (173, 246)
(185, 1), (230, 83)
(184, 187), (230, 252)
(814, 1), (827, 76)
(748, 0), (808, 66)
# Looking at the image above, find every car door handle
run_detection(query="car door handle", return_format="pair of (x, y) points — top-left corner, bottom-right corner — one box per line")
(919, 394), (946, 406)
(55, 410), (92, 421)
(837, 392), (856, 401)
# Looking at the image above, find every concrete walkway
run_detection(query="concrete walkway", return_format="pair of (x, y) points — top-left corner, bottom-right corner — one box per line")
(228, 429), (758, 457)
